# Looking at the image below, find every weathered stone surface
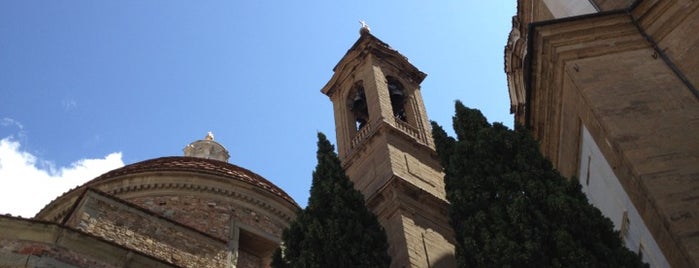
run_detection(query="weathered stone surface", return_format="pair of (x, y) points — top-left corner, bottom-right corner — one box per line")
(507, 1), (699, 267)
(64, 190), (230, 267)
(0, 216), (175, 268)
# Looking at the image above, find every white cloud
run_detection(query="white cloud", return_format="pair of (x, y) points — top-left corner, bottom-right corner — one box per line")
(1, 117), (24, 130)
(0, 137), (124, 218)
(61, 99), (78, 111)
(1, 117), (26, 140)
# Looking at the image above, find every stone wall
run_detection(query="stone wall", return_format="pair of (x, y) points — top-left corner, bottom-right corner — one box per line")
(0, 216), (174, 268)
(128, 194), (284, 241)
(238, 250), (264, 268)
(0, 239), (116, 268)
(61, 189), (285, 267)
(64, 190), (230, 267)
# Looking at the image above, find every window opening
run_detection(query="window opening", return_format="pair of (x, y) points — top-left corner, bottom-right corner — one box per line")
(350, 82), (369, 130)
(585, 155), (591, 186)
(387, 76), (406, 122)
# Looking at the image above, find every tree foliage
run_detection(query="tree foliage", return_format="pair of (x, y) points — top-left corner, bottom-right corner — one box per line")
(272, 132), (391, 268)
(431, 101), (647, 268)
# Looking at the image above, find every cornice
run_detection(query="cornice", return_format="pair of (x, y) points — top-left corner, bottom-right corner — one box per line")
(39, 171), (299, 227)
(322, 32), (426, 98)
(525, 11), (644, 127)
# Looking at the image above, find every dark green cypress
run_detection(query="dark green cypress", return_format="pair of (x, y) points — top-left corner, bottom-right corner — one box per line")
(272, 132), (391, 268)
(431, 101), (647, 268)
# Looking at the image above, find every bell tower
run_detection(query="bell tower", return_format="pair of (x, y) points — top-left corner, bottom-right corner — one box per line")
(321, 27), (455, 268)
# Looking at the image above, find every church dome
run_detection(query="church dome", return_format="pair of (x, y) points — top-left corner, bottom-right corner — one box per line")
(31, 135), (299, 267)
(36, 156), (298, 223)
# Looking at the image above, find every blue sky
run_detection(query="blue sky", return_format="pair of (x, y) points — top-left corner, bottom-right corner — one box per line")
(0, 1), (516, 216)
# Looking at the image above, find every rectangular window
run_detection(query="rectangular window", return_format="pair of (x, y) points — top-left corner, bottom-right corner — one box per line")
(585, 155), (591, 186)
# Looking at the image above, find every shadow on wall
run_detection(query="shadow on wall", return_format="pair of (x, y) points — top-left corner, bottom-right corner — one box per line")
(431, 253), (456, 268)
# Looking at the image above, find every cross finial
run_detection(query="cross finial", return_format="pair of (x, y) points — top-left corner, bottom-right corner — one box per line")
(359, 20), (371, 35)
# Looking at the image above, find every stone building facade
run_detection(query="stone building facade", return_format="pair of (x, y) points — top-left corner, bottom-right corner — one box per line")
(506, 0), (699, 267)
(0, 136), (299, 267)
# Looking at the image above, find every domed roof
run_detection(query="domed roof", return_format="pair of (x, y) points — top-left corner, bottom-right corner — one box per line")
(36, 133), (299, 224)
(89, 156), (296, 206)
(36, 156), (298, 220)
(31, 154), (299, 267)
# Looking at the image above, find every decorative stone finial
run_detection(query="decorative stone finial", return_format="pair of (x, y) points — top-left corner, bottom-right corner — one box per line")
(205, 131), (214, 141)
(359, 20), (371, 35)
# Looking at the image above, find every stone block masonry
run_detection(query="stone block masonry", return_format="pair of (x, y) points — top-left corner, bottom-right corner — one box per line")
(0, 215), (176, 267)
(63, 190), (230, 267)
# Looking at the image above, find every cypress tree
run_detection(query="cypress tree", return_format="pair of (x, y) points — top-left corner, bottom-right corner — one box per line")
(431, 101), (647, 267)
(272, 132), (391, 268)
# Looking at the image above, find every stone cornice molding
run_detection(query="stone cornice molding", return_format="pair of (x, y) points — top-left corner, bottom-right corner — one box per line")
(322, 32), (426, 98)
(38, 171), (299, 229)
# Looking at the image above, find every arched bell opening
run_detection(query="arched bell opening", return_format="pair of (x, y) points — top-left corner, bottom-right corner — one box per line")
(347, 81), (369, 131)
(387, 76), (407, 122)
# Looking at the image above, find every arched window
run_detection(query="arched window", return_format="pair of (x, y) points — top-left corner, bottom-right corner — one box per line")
(387, 76), (406, 122)
(349, 81), (369, 130)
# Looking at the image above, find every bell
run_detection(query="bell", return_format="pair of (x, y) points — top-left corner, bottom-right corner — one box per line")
(389, 85), (404, 97)
(352, 91), (366, 111)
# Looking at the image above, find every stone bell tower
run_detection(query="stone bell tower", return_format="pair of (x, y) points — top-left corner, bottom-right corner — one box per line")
(321, 26), (455, 268)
